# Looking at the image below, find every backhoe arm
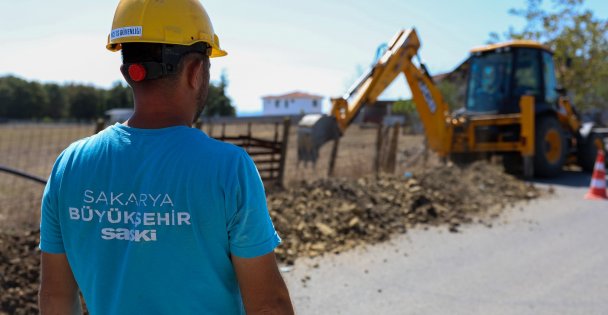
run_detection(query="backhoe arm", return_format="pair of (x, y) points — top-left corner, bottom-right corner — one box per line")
(331, 29), (415, 131)
(331, 28), (451, 155)
(297, 29), (453, 163)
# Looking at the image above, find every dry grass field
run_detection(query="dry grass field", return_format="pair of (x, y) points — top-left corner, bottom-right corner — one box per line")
(0, 123), (95, 231)
(0, 121), (424, 231)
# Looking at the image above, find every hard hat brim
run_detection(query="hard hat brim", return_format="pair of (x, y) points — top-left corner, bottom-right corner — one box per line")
(107, 40), (227, 58)
(106, 0), (227, 58)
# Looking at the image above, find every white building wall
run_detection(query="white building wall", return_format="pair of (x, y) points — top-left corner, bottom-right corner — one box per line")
(262, 97), (323, 116)
(105, 108), (134, 123)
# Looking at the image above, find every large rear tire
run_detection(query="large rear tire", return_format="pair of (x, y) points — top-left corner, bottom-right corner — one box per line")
(577, 132), (605, 172)
(534, 116), (567, 177)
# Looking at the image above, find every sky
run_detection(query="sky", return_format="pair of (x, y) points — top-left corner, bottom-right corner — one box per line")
(0, 0), (606, 115)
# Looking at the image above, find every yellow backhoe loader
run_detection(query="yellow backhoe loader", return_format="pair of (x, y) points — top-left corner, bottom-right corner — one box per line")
(298, 29), (606, 177)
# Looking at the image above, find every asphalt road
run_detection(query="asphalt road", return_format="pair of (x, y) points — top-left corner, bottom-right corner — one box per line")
(282, 171), (608, 315)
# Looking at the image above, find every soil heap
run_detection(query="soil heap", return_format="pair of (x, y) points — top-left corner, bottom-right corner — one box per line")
(1, 161), (542, 313)
(0, 230), (39, 315)
(269, 161), (540, 265)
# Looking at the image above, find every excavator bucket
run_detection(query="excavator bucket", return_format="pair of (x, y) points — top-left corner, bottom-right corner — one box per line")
(297, 114), (341, 165)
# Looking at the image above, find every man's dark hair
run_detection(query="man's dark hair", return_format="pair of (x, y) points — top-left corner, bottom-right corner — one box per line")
(122, 43), (165, 64)
(121, 43), (209, 83)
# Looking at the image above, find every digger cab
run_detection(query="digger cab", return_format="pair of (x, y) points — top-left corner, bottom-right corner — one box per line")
(465, 41), (559, 116)
(463, 41), (605, 176)
(463, 41), (568, 176)
(296, 30), (604, 177)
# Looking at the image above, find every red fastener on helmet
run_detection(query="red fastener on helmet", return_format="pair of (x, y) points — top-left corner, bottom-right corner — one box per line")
(128, 64), (147, 82)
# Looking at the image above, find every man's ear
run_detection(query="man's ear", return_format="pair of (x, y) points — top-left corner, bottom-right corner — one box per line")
(185, 57), (205, 90)
(120, 65), (132, 84)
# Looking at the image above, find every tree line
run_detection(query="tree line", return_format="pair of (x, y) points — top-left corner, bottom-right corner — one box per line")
(400, 0), (607, 113)
(0, 74), (235, 121)
(490, 0), (608, 111)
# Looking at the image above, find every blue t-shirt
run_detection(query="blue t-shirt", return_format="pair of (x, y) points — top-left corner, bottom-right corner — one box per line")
(40, 123), (281, 315)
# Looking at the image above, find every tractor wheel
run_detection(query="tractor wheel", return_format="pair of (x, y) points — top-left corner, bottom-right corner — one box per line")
(577, 132), (605, 172)
(534, 116), (567, 177)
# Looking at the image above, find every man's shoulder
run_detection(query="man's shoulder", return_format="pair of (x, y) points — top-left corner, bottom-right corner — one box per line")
(57, 126), (250, 169)
(54, 125), (126, 166)
(60, 136), (95, 158)
(188, 129), (247, 158)
(61, 127), (111, 155)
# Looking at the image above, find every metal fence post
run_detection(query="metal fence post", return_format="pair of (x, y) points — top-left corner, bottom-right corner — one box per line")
(374, 123), (384, 178)
(327, 138), (340, 177)
(94, 118), (105, 134)
(386, 123), (400, 173)
(207, 121), (214, 137)
(194, 118), (202, 130)
(277, 117), (291, 187)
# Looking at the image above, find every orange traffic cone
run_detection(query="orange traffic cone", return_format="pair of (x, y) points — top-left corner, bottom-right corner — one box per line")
(585, 150), (607, 200)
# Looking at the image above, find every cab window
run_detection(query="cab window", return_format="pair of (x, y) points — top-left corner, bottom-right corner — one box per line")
(513, 48), (542, 100)
(542, 52), (559, 104)
(466, 51), (512, 112)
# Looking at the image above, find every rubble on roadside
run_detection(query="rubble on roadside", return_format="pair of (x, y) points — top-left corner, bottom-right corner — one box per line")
(269, 161), (541, 265)
(0, 230), (39, 315)
(1, 161), (543, 313)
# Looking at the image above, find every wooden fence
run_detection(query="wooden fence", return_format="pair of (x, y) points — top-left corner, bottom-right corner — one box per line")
(195, 117), (291, 187)
(1, 118), (292, 188)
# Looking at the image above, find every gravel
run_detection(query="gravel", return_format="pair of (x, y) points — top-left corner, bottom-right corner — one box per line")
(0, 161), (543, 313)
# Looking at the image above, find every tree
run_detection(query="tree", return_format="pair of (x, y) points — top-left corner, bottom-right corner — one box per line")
(43, 84), (68, 119)
(490, 0), (608, 110)
(203, 71), (236, 117)
(0, 72), (237, 120)
(105, 81), (133, 111)
(66, 85), (102, 121)
(0, 77), (16, 118)
(392, 99), (416, 115)
(24, 81), (49, 119)
(437, 80), (465, 111)
(0, 76), (48, 119)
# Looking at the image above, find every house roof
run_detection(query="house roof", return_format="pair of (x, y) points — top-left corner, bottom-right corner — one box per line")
(262, 91), (323, 100)
(432, 58), (470, 82)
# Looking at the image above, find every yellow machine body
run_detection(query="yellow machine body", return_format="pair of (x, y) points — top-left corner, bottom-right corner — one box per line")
(297, 29), (604, 177)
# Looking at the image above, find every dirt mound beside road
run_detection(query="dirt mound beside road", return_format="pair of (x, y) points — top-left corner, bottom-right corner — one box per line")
(269, 161), (541, 265)
(1, 161), (542, 313)
(0, 230), (39, 315)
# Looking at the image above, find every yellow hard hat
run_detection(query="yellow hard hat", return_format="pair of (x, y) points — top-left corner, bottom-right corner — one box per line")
(107, 0), (227, 58)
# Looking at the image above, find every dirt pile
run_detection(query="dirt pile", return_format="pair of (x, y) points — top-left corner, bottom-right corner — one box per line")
(0, 230), (39, 315)
(1, 161), (542, 313)
(269, 161), (540, 264)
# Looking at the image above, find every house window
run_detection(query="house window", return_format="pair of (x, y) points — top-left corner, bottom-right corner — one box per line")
(312, 100), (318, 107)
(275, 100), (279, 108)
(284, 100), (289, 108)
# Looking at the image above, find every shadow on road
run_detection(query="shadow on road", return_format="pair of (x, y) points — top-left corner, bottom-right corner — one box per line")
(529, 170), (592, 188)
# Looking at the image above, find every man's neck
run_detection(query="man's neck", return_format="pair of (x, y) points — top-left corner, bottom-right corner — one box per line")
(124, 113), (191, 129)
(126, 93), (193, 129)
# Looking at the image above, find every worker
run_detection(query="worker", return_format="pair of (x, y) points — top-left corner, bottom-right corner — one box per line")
(38, 1), (294, 314)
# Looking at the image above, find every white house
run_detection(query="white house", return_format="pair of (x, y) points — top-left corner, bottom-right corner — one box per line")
(262, 91), (323, 116)
(105, 108), (133, 123)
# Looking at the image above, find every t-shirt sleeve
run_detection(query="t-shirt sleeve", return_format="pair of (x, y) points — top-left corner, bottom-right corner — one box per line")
(225, 151), (281, 258)
(39, 151), (67, 254)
